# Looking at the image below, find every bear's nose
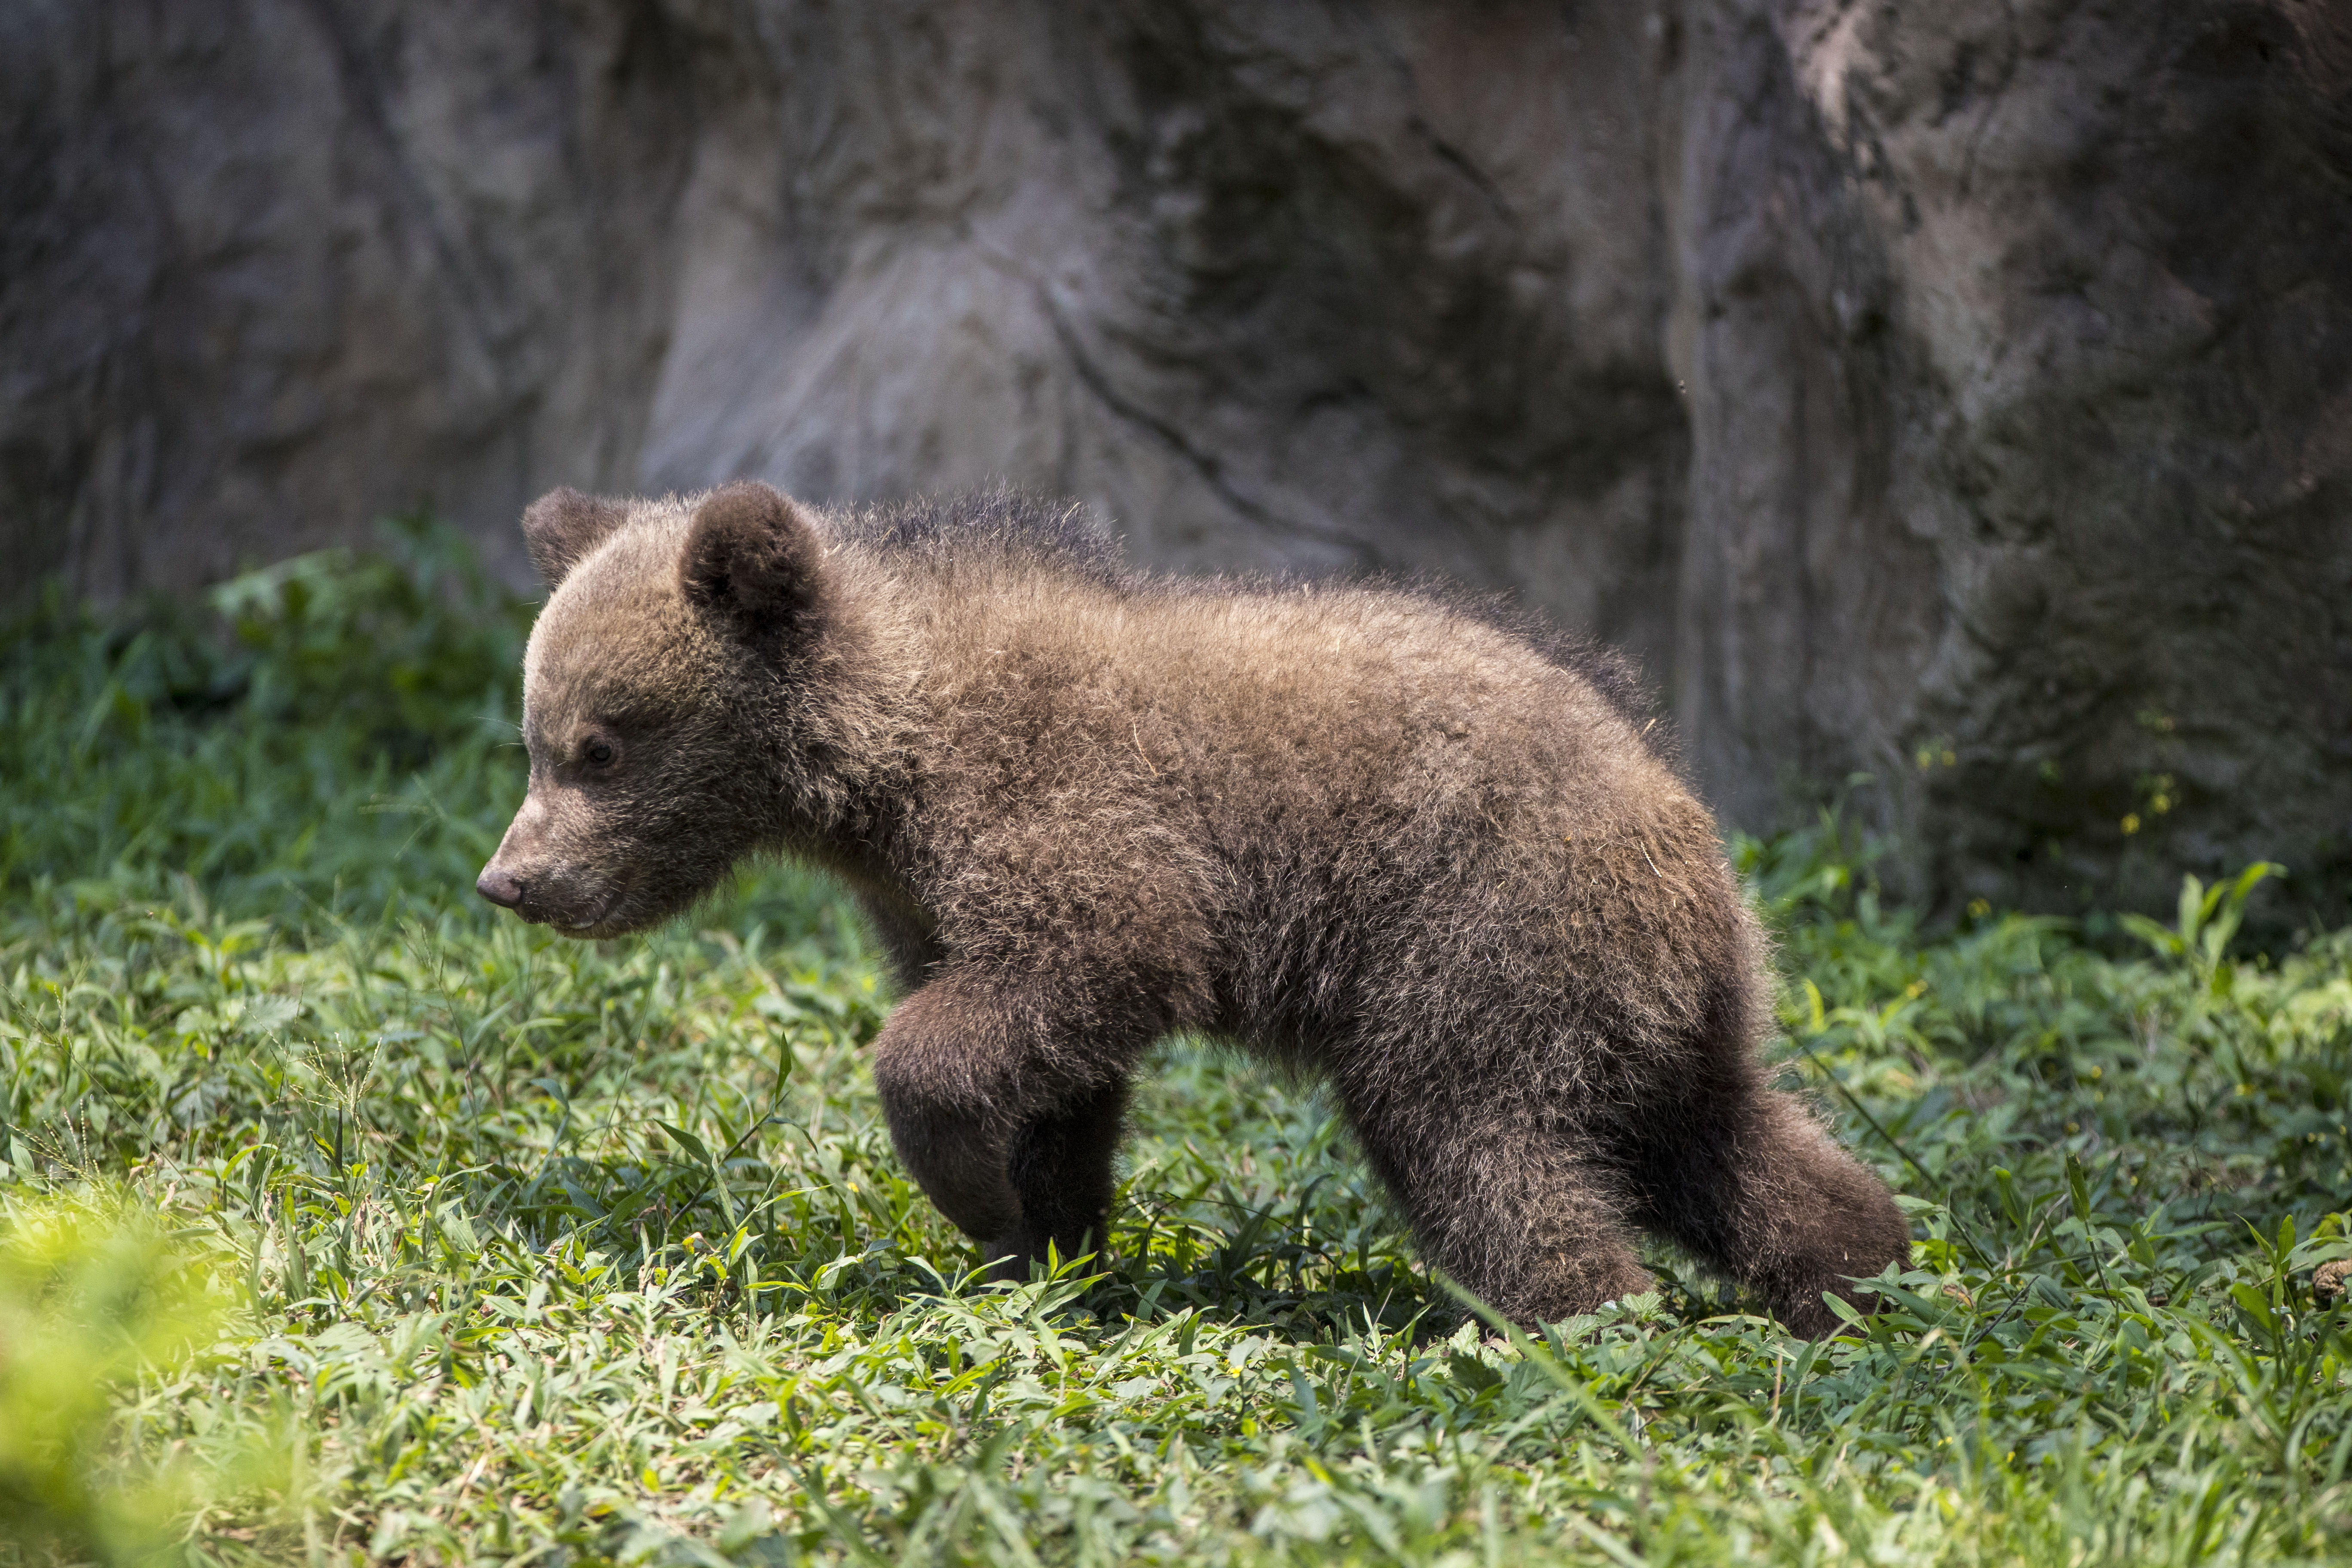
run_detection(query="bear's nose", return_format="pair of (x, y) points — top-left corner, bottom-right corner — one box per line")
(476, 866), (526, 909)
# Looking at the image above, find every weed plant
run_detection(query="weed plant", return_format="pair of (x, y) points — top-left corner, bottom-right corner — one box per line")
(2, 531), (2348, 1565)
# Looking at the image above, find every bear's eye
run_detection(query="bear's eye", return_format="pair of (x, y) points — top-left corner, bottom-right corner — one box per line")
(583, 738), (617, 768)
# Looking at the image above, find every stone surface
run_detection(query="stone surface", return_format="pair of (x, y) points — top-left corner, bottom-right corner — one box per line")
(5, 0), (2348, 912)
(1682, 0), (2352, 915)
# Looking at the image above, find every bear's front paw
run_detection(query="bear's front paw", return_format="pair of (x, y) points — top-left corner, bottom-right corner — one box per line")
(982, 1237), (1040, 1286)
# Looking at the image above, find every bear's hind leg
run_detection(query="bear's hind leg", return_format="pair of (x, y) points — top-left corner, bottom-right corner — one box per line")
(1624, 1081), (1911, 1338)
(1342, 1087), (1654, 1326)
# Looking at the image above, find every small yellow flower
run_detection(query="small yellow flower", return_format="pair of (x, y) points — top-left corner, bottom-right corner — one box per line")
(1967, 898), (1991, 919)
(2121, 814), (2141, 834)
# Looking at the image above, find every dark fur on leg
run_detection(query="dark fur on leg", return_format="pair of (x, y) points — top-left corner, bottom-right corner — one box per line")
(1625, 1077), (1911, 1338)
(986, 1077), (1130, 1281)
(868, 971), (1153, 1277)
(1340, 1081), (1657, 1324)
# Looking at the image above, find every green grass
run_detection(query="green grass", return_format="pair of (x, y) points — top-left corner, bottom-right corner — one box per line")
(3, 530), (2350, 1566)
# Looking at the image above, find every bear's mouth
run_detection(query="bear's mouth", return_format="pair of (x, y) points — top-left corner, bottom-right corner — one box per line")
(556, 889), (624, 935)
(509, 879), (627, 936)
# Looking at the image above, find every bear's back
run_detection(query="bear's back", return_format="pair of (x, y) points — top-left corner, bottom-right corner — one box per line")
(826, 487), (1662, 751)
(819, 490), (1678, 845)
(823, 488), (1128, 588)
(879, 546), (1691, 882)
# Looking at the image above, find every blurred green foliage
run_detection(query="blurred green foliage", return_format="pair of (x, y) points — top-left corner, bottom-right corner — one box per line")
(0, 531), (2348, 1565)
(0, 517), (531, 930)
(0, 1196), (232, 1567)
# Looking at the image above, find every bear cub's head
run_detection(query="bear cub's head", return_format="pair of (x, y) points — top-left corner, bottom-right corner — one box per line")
(477, 482), (827, 938)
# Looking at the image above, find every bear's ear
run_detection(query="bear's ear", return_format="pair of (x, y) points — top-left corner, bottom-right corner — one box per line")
(522, 487), (630, 588)
(680, 482), (825, 643)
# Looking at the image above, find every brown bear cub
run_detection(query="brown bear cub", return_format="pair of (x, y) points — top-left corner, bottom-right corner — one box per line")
(478, 482), (1910, 1336)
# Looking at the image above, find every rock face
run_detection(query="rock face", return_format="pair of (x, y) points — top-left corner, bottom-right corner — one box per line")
(6, 0), (2348, 912)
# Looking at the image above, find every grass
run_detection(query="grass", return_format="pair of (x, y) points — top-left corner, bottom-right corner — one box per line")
(3, 527), (2349, 1566)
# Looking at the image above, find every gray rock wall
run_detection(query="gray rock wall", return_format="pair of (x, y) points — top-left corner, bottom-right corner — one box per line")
(6, 0), (2348, 912)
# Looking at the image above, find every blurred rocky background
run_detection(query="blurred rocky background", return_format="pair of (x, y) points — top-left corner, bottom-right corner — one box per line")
(5, 1), (2348, 914)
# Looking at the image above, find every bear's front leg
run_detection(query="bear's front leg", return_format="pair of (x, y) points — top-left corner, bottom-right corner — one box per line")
(995, 1077), (1130, 1279)
(869, 971), (1144, 1279)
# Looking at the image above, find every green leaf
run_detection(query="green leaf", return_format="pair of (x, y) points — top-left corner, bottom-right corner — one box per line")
(1446, 1352), (1504, 1394)
(656, 1120), (714, 1164)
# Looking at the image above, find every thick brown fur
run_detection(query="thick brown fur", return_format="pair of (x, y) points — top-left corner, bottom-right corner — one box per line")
(479, 483), (1911, 1337)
